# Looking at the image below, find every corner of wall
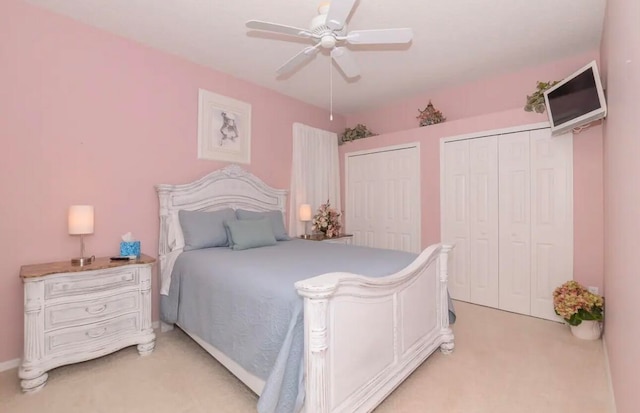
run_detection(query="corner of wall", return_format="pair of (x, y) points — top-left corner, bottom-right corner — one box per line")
(602, 335), (618, 412)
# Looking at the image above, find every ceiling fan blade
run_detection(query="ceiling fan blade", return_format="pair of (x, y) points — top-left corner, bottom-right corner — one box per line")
(277, 45), (321, 76)
(325, 0), (357, 30)
(246, 20), (313, 38)
(346, 28), (414, 45)
(331, 47), (360, 78)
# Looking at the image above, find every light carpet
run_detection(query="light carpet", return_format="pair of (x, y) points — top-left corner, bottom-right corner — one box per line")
(0, 301), (612, 413)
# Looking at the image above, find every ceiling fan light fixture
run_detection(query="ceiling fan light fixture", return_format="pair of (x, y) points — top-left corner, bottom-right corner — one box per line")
(320, 35), (337, 49)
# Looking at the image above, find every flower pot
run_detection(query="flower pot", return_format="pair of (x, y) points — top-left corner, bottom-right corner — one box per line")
(570, 320), (602, 340)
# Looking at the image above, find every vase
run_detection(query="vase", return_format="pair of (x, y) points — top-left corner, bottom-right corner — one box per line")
(570, 320), (602, 340)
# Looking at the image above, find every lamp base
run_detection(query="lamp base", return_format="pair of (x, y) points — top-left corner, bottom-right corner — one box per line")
(71, 256), (95, 266)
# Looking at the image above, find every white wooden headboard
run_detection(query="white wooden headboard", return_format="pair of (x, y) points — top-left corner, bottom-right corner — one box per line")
(155, 165), (288, 294)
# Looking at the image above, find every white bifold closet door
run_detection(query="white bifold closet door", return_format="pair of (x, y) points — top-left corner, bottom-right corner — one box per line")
(346, 145), (420, 253)
(498, 130), (573, 319)
(442, 140), (470, 301)
(442, 137), (499, 307)
(528, 129), (573, 320)
(498, 131), (532, 315)
(442, 128), (572, 321)
(469, 137), (500, 307)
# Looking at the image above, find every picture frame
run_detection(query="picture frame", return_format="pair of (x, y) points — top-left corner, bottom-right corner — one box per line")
(197, 88), (252, 164)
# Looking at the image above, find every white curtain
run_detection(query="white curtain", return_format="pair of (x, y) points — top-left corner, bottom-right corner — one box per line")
(289, 123), (341, 237)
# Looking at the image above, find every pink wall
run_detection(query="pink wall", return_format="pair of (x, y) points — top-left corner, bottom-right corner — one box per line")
(346, 50), (600, 135)
(0, 0), (344, 363)
(339, 68), (605, 295)
(600, 0), (640, 411)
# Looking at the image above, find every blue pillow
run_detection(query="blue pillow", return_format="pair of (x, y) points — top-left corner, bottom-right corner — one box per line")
(235, 209), (291, 241)
(178, 208), (236, 251)
(225, 218), (277, 251)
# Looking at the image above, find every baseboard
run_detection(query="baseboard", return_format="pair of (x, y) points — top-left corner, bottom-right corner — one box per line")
(602, 335), (617, 413)
(0, 358), (20, 373)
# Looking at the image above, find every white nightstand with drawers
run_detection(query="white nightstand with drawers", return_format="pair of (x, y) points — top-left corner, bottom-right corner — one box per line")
(18, 255), (156, 392)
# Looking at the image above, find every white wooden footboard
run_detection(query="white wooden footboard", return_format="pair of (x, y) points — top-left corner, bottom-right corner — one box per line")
(295, 244), (454, 413)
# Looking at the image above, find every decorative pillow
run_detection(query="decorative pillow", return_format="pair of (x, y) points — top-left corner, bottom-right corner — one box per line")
(235, 209), (291, 241)
(178, 208), (236, 251)
(225, 218), (277, 251)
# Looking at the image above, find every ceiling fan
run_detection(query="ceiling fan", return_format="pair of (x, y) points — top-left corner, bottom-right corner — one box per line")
(246, 0), (413, 79)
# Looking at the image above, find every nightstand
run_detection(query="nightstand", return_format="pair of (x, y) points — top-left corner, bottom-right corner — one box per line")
(18, 255), (156, 393)
(300, 234), (354, 245)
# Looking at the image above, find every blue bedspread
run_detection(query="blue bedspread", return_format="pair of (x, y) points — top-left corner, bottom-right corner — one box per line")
(161, 240), (455, 413)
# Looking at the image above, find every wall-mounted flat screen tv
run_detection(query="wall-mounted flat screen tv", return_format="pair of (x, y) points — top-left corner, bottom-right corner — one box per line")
(543, 60), (607, 136)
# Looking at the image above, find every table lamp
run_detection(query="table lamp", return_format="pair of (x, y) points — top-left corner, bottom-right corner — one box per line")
(299, 204), (312, 239)
(68, 205), (95, 266)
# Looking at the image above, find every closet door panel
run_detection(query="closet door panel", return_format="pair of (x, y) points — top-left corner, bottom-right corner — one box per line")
(442, 140), (470, 301)
(347, 153), (378, 248)
(530, 130), (573, 321)
(469, 136), (499, 307)
(347, 146), (420, 252)
(380, 148), (421, 253)
(498, 132), (531, 315)
(368, 152), (387, 248)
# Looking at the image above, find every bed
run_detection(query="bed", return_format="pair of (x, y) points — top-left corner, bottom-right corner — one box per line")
(156, 165), (455, 413)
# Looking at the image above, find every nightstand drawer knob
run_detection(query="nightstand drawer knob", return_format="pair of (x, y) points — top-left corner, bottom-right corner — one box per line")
(86, 304), (107, 315)
(86, 327), (107, 338)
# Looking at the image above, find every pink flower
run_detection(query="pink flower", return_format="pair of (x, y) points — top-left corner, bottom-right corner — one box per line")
(553, 281), (604, 324)
(311, 200), (342, 238)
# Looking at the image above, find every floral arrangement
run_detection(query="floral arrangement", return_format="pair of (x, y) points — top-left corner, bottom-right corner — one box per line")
(417, 101), (446, 127)
(340, 124), (376, 145)
(311, 200), (342, 238)
(524, 80), (559, 113)
(553, 281), (604, 326)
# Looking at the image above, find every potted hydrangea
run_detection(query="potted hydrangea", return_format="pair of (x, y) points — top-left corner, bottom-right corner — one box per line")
(311, 200), (342, 238)
(553, 280), (604, 340)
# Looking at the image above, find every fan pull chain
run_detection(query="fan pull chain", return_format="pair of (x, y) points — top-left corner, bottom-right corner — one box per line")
(329, 55), (333, 121)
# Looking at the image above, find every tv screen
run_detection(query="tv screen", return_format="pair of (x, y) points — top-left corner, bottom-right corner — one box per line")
(544, 61), (607, 136)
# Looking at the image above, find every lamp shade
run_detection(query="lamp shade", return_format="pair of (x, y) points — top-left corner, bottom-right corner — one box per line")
(68, 205), (94, 235)
(299, 204), (312, 222)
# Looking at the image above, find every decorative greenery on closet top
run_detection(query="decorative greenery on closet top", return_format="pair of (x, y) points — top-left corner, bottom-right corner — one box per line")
(417, 101), (446, 127)
(524, 80), (559, 113)
(339, 124), (377, 145)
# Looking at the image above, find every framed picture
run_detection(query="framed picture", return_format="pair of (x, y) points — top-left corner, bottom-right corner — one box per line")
(197, 88), (251, 164)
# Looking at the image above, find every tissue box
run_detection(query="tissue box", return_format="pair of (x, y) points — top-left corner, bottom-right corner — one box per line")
(120, 241), (140, 258)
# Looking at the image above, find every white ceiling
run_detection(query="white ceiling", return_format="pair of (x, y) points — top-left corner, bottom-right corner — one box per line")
(26, 0), (606, 115)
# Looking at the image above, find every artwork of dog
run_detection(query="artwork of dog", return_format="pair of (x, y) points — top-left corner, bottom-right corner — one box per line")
(219, 112), (239, 146)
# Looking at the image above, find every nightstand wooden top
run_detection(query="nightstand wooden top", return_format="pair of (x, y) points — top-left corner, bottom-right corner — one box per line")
(300, 234), (353, 241)
(20, 254), (156, 279)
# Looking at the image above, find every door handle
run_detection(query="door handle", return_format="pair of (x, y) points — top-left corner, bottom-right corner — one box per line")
(86, 304), (107, 315)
